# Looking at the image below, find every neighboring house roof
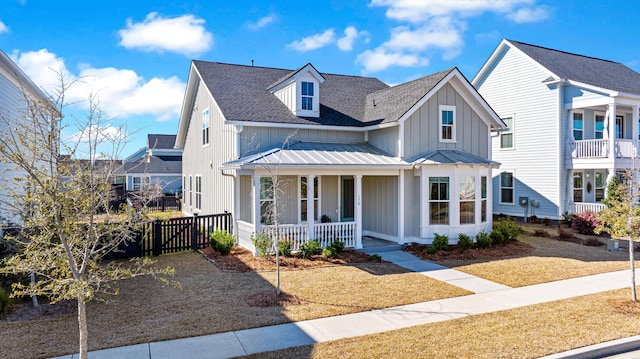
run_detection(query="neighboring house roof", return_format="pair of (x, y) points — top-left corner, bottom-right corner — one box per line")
(408, 149), (500, 167)
(474, 39), (640, 96)
(222, 141), (409, 169)
(120, 156), (182, 175)
(147, 134), (177, 150)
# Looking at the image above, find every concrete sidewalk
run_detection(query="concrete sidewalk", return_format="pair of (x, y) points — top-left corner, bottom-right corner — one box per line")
(51, 250), (640, 359)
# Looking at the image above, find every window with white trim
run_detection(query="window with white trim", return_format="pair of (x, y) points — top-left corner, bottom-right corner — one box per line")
(300, 176), (319, 222)
(500, 172), (514, 204)
(439, 105), (456, 142)
(202, 108), (210, 146)
(429, 177), (449, 225)
(573, 171), (583, 202)
(459, 176), (475, 224)
(481, 176), (487, 222)
(301, 82), (313, 111)
(595, 171), (606, 202)
(595, 113), (605, 139)
(260, 177), (274, 225)
(573, 112), (583, 141)
(195, 175), (202, 210)
(501, 116), (513, 149)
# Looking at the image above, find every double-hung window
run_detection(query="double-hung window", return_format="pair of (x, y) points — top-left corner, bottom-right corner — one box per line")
(300, 176), (319, 222)
(481, 176), (487, 222)
(260, 177), (274, 225)
(429, 177), (449, 225)
(301, 82), (313, 111)
(132, 176), (141, 191)
(595, 113), (605, 139)
(573, 172), (583, 202)
(439, 105), (456, 142)
(195, 175), (202, 210)
(202, 108), (210, 146)
(459, 176), (475, 224)
(595, 171), (606, 202)
(501, 116), (513, 149)
(500, 172), (514, 204)
(573, 112), (583, 140)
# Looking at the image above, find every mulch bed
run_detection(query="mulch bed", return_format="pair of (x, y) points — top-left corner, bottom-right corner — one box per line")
(200, 246), (382, 273)
(608, 298), (640, 315)
(247, 291), (304, 307)
(2, 298), (76, 322)
(404, 240), (535, 261)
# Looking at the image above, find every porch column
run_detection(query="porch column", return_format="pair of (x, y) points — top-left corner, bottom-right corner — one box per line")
(398, 170), (405, 243)
(252, 175), (261, 232)
(608, 102), (616, 159)
(355, 174), (363, 249)
(233, 174), (239, 235)
(569, 110), (577, 158)
(633, 105), (639, 156)
(307, 175), (315, 240)
(567, 169), (574, 213)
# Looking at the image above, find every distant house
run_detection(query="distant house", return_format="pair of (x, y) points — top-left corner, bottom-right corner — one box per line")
(0, 50), (51, 227)
(473, 39), (640, 220)
(117, 134), (182, 195)
(175, 61), (505, 251)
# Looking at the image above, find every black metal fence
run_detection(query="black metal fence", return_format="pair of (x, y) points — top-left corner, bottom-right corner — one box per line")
(106, 212), (233, 259)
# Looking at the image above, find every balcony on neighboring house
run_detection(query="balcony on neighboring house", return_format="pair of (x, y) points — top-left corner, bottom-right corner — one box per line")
(572, 138), (640, 159)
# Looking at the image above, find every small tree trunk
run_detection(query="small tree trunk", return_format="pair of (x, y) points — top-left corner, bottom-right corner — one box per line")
(30, 273), (38, 307)
(630, 239), (637, 302)
(78, 294), (89, 359)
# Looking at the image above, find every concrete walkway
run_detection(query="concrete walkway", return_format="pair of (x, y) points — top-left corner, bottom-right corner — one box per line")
(51, 250), (640, 359)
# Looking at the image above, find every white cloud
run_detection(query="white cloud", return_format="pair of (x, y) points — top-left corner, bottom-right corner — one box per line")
(337, 26), (369, 51)
(357, 48), (427, 73)
(11, 49), (185, 123)
(0, 21), (8, 34)
(369, 0), (532, 22)
(247, 14), (277, 30)
(384, 17), (463, 55)
(506, 6), (550, 23)
(118, 12), (213, 56)
(287, 29), (336, 52)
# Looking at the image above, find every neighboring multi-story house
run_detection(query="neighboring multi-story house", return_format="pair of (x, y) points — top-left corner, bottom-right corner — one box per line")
(117, 134), (182, 195)
(473, 39), (640, 220)
(175, 61), (505, 251)
(0, 49), (51, 227)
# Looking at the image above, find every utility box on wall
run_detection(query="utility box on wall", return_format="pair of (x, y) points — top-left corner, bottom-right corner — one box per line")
(607, 239), (620, 252)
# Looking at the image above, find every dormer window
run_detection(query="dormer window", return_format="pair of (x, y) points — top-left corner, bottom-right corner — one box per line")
(301, 82), (314, 110)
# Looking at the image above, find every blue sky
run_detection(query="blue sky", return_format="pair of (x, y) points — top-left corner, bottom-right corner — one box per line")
(2, 0), (640, 156)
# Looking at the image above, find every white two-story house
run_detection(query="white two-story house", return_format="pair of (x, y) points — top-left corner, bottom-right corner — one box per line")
(473, 39), (640, 220)
(175, 61), (505, 251)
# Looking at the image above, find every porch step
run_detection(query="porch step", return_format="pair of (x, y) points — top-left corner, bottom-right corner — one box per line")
(358, 244), (404, 254)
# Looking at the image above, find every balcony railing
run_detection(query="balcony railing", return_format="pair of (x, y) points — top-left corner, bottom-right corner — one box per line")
(260, 221), (356, 251)
(572, 202), (606, 213)
(573, 139), (640, 159)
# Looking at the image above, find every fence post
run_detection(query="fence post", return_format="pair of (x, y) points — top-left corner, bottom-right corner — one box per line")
(152, 219), (162, 256)
(191, 213), (199, 251)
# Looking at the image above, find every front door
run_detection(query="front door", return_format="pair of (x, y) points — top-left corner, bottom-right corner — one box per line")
(341, 176), (354, 222)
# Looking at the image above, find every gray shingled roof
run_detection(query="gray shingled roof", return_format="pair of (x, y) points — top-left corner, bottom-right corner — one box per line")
(222, 142), (408, 168)
(121, 156), (182, 174)
(509, 40), (640, 95)
(365, 68), (454, 124)
(147, 134), (177, 150)
(408, 149), (499, 166)
(193, 61), (390, 127)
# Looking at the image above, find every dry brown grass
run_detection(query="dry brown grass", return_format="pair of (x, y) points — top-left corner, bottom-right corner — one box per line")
(436, 224), (638, 287)
(239, 288), (640, 359)
(0, 251), (468, 359)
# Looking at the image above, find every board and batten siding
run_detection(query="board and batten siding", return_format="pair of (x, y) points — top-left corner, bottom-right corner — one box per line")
(368, 126), (398, 156)
(239, 127), (364, 156)
(476, 45), (561, 219)
(362, 176), (398, 238)
(402, 82), (489, 160)
(182, 79), (235, 216)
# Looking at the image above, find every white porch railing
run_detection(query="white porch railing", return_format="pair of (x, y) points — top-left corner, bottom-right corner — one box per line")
(573, 139), (608, 158)
(572, 202), (605, 213)
(260, 221), (356, 251)
(614, 139), (638, 158)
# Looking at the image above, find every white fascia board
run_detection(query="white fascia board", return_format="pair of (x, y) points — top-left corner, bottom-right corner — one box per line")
(448, 72), (506, 131)
(175, 63), (200, 148)
(224, 120), (398, 132)
(0, 50), (49, 102)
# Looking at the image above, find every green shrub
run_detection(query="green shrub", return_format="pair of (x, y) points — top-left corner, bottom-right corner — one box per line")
(251, 232), (273, 256)
(476, 232), (492, 248)
(457, 234), (473, 251)
(209, 230), (236, 255)
(493, 217), (520, 242)
(490, 230), (505, 245)
(432, 233), (449, 251)
(299, 239), (321, 259)
(278, 240), (292, 257)
(0, 287), (9, 318)
(426, 246), (438, 255)
(322, 245), (338, 258)
(330, 239), (345, 253)
(368, 253), (382, 262)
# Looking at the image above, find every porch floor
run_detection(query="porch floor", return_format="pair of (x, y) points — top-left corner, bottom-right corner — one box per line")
(360, 236), (403, 254)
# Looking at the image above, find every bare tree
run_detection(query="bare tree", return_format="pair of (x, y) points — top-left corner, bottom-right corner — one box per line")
(0, 75), (173, 359)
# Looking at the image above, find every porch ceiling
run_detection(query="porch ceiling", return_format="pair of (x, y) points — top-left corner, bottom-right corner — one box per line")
(221, 141), (409, 169)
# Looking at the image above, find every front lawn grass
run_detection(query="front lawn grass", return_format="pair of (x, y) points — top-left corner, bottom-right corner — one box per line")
(239, 288), (640, 359)
(0, 251), (469, 359)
